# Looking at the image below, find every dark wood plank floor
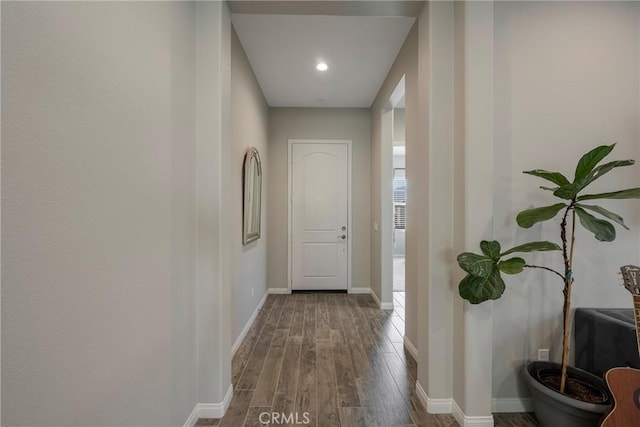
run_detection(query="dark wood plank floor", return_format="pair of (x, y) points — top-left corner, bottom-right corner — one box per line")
(197, 292), (537, 427)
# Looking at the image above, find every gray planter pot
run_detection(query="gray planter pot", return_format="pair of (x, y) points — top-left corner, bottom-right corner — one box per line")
(523, 361), (611, 427)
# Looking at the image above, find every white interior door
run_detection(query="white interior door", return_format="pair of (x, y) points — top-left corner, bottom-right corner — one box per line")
(291, 142), (349, 290)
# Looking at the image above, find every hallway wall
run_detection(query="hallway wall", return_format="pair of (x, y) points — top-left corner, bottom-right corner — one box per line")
(267, 108), (371, 291)
(371, 23), (419, 346)
(194, 0), (234, 412)
(231, 27), (269, 344)
(417, 2), (640, 416)
(491, 0), (640, 405)
(394, 108), (406, 144)
(2, 2), (201, 425)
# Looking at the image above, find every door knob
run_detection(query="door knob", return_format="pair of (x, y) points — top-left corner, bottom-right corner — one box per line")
(339, 234), (346, 240)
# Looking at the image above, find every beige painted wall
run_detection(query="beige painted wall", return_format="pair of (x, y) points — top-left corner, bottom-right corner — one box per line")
(451, 0), (468, 412)
(371, 23), (419, 345)
(267, 108), (371, 290)
(2, 2), (235, 425)
(231, 27), (269, 343)
(195, 0), (233, 408)
(393, 108), (406, 144)
(2, 2), (200, 425)
(416, 0), (457, 404)
(492, 0), (640, 402)
(409, 1), (639, 416)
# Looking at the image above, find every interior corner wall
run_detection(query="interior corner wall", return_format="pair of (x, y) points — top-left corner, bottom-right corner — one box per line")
(417, 0), (455, 404)
(456, 1), (497, 419)
(393, 109), (406, 144)
(267, 108), (371, 291)
(195, 0), (233, 408)
(492, 0), (640, 404)
(230, 26), (269, 344)
(371, 23), (419, 346)
(451, 0), (468, 412)
(2, 2), (200, 425)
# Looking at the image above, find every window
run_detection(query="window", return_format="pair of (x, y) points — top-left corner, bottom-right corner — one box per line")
(393, 169), (406, 229)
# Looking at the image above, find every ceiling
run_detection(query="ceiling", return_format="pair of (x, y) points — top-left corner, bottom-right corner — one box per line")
(230, 2), (419, 108)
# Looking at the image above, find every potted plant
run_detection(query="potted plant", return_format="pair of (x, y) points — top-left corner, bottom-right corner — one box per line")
(456, 144), (640, 427)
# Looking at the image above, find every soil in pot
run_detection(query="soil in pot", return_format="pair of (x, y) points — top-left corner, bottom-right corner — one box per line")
(536, 368), (609, 404)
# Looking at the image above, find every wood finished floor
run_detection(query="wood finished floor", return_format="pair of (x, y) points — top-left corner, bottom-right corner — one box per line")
(197, 292), (537, 427)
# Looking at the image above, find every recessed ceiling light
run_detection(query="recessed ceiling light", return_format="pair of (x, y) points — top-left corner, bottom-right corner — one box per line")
(316, 62), (328, 71)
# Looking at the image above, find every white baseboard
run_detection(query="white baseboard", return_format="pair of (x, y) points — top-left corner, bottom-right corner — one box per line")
(491, 397), (532, 413)
(369, 289), (394, 310)
(404, 336), (418, 360)
(183, 385), (233, 427)
(415, 381), (452, 414)
(232, 291), (269, 355)
(183, 405), (200, 427)
(268, 288), (290, 294)
(452, 399), (494, 427)
(370, 289), (382, 307)
(349, 287), (371, 294)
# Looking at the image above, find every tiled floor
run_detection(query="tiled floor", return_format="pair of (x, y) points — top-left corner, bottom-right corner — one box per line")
(393, 292), (405, 319)
(393, 258), (405, 292)
(197, 293), (537, 426)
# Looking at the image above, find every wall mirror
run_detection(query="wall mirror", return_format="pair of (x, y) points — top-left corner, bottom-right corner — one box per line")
(243, 147), (262, 245)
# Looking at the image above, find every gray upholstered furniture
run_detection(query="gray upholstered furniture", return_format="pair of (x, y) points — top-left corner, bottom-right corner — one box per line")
(575, 308), (640, 377)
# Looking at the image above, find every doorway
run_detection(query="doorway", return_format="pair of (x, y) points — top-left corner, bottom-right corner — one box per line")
(392, 112), (406, 294)
(381, 76), (406, 330)
(392, 97), (406, 335)
(288, 139), (352, 292)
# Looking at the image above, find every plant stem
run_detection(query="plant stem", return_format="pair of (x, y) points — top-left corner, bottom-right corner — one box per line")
(560, 206), (571, 272)
(560, 207), (576, 394)
(569, 208), (576, 268)
(523, 265), (564, 281)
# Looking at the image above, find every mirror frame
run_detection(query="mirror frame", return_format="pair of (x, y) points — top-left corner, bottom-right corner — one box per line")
(243, 147), (262, 245)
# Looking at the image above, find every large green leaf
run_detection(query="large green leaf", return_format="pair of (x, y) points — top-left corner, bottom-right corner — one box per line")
(480, 240), (501, 261)
(574, 144), (615, 182)
(577, 188), (640, 201)
(576, 204), (629, 230)
(516, 203), (567, 228)
(457, 252), (493, 277)
(523, 169), (571, 186)
(577, 160), (635, 190)
(498, 257), (526, 274)
(501, 241), (562, 256)
(574, 207), (616, 242)
(458, 268), (506, 304)
(553, 184), (579, 200)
